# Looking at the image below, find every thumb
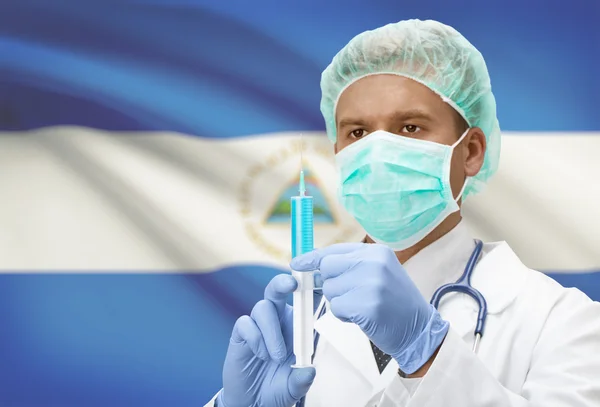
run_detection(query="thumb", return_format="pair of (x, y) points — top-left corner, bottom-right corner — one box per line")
(288, 367), (317, 401)
(290, 243), (365, 271)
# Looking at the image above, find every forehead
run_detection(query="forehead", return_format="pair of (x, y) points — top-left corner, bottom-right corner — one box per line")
(335, 74), (453, 124)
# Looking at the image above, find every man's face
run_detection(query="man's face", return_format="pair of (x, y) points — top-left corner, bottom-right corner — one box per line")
(334, 74), (486, 200)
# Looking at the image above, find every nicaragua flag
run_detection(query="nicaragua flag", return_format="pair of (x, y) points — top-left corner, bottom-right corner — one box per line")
(0, 1), (598, 406)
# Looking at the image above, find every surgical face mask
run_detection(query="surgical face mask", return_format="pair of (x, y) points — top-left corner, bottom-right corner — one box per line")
(335, 129), (470, 251)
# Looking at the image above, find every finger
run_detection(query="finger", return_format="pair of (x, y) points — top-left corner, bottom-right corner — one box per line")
(321, 271), (359, 300)
(264, 274), (297, 316)
(251, 300), (287, 363)
(329, 295), (359, 323)
(230, 315), (270, 362)
(319, 252), (363, 281)
(289, 243), (366, 271)
(288, 367), (317, 401)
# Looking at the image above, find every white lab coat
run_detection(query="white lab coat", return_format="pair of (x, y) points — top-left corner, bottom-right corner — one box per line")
(206, 227), (600, 406)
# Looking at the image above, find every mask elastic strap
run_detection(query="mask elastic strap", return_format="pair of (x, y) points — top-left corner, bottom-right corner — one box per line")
(450, 128), (471, 202)
(454, 176), (470, 202)
(451, 128), (470, 149)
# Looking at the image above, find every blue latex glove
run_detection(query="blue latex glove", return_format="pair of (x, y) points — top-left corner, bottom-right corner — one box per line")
(217, 274), (316, 407)
(290, 243), (449, 374)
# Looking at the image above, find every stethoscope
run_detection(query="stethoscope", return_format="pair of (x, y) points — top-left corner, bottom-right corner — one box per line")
(430, 239), (487, 354)
(296, 239), (487, 407)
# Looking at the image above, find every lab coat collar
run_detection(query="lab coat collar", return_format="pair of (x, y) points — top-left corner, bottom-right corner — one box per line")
(403, 221), (477, 302)
(452, 241), (527, 315)
(436, 241), (528, 343)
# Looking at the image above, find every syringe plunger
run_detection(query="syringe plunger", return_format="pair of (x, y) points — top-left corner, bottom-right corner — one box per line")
(291, 269), (314, 368)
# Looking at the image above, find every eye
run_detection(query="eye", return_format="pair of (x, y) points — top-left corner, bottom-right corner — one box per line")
(350, 129), (368, 139)
(402, 125), (420, 133)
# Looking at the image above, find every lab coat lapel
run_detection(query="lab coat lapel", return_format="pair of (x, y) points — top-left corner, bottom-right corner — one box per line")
(314, 306), (381, 385)
(471, 242), (528, 313)
(437, 242), (527, 341)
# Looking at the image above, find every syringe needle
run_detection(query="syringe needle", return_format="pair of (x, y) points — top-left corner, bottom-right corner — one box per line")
(299, 169), (305, 197)
(300, 132), (304, 170)
(299, 133), (306, 197)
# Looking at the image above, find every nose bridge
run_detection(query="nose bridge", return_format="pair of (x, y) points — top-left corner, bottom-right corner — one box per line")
(371, 115), (397, 134)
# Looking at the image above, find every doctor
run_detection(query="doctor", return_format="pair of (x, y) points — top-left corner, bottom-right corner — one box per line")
(207, 19), (600, 407)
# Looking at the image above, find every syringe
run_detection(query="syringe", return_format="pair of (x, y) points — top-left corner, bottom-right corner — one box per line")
(290, 168), (315, 368)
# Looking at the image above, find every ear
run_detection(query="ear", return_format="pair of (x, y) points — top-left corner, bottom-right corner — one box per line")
(464, 128), (486, 177)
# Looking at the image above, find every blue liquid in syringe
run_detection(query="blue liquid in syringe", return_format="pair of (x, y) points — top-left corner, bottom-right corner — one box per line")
(291, 170), (314, 258)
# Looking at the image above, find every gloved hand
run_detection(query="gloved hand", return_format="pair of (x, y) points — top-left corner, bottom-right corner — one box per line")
(217, 274), (316, 407)
(290, 243), (449, 374)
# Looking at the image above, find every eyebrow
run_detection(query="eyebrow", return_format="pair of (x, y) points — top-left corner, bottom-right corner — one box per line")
(337, 109), (435, 128)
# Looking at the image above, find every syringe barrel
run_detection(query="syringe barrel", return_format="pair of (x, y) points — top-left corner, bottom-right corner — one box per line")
(291, 196), (314, 258)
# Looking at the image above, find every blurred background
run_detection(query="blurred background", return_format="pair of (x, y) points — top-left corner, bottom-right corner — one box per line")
(0, 1), (599, 406)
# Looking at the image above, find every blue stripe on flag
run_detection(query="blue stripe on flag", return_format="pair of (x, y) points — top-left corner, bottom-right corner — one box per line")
(1, 2), (598, 134)
(0, 268), (596, 406)
(546, 271), (600, 302)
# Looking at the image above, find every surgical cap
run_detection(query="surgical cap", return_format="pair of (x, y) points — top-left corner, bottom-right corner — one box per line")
(320, 19), (500, 196)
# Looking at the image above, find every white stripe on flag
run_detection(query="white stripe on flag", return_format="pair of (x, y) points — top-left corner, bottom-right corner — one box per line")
(463, 132), (600, 271)
(0, 127), (598, 272)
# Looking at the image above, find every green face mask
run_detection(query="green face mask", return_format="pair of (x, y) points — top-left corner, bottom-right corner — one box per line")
(335, 129), (470, 251)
